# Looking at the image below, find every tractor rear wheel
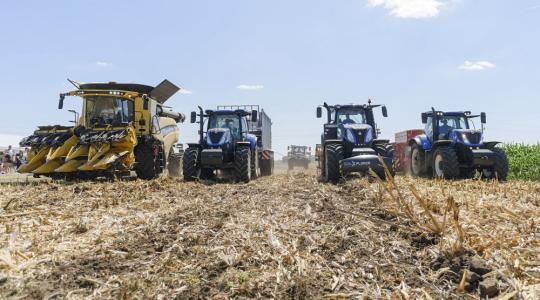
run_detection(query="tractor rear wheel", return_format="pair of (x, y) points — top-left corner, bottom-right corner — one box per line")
(135, 141), (164, 180)
(410, 144), (425, 177)
(483, 148), (508, 181)
(234, 147), (251, 183)
(432, 147), (460, 179)
(325, 144), (343, 183)
(182, 148), (201, 181)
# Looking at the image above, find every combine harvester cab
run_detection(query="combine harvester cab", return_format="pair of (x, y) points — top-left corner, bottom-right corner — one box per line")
(316, 99), (394, 182)
(19, 80), (185, 180)
(286, 145), (311, 170)
(183, 104), (274, 183)
(396, 108), (509, 180)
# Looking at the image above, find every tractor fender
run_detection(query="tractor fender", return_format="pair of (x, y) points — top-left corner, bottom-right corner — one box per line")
(432, 140), (453, 149)
(409, 134), (431, 151)
(483, 141), (501, 149)
(323, 139), (342, 147)
(246, 134), (258, 151)
(235, 141), (251, 148)
(372, 139), (390, 145)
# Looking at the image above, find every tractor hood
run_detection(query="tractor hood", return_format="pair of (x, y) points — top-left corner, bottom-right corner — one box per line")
(449, 129), (483, 146)
(341, 124), (373, 146)
(206, 128), (232, 147)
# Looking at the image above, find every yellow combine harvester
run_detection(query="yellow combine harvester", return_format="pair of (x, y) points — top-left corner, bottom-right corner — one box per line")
(18, 79), (185, 180)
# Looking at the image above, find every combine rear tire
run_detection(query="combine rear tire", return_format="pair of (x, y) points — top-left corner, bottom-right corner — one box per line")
(182, 148), (201, 181)
(135, 142), (164, 180)
(432, 147), (460, 179)
(325, 144), (343, 183)
(235, 147), (251, 183)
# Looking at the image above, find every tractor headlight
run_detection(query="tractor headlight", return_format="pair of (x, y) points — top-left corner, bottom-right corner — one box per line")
(461, 133), (469, 143)
(364, 127), (373, 144)
(345, 128), (357, 144)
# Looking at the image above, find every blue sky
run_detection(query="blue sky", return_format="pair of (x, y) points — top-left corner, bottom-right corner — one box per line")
(1, 0), (539, 155)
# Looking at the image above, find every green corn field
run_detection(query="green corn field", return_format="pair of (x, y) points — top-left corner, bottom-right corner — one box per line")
(503, 143), (540, 181)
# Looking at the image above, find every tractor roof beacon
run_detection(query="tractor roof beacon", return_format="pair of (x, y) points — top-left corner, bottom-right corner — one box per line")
(183, 105), (273, 183)
(408, 108), (508, 181)
(18, 79), (185, 180)
(316, 99), (394, 182)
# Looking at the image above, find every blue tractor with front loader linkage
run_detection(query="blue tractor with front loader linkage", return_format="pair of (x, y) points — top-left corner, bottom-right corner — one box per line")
(316, 100), (394, 182)
(408, 108), (509, 181)
(183, 105), (273, 182)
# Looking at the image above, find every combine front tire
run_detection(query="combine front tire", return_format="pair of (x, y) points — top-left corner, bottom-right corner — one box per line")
(235, 147), (251, 183)
(182, 148), (201, 181)
(135, 142), (164, 180)
(324, 144), (343, 183)
(432, 147), (460, 179)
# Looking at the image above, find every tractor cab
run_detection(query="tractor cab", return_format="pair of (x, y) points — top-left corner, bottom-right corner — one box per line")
(422, 110), (485, 147)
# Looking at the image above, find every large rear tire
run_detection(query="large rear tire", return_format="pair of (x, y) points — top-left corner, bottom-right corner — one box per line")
(135, 141), (164, 180)
(432, 147), (460, 179)
(325, 144), (343, 183)
(182, 148), (201, 181)
(234, 147), (251, 183)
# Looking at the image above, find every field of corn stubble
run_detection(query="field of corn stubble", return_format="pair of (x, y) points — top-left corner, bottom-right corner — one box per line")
(1, 167), (539, 299)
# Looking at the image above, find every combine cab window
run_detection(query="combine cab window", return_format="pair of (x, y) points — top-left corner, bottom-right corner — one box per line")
(336, 109), (366, 124)
(85, 97), (134, 127)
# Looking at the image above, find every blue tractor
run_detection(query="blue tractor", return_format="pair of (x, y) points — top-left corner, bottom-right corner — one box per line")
(408, 108), (508, 180)
(316, 100), (393, 182)
(183, 106), (260, 182)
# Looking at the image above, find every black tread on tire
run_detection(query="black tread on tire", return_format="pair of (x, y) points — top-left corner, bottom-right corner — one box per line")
(432, 146), (460, 179)
(410, 143), (426, 177)
(374, 143), (395, 179)
(234, 147), (251, 183)
(491, 148), (509, 181)
(325, 144), (343, 183)
(135, 142), (163, 180)
(182, 148), (200, 181)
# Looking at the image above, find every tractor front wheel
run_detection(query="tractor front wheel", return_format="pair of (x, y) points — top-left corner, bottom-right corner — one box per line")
(250, 150), (259, 179)
(432, 147), (460, 179)
(325, 144), (343, 183)
(182, 148), (201, 181)
(410, 144), (425, 177)
(483, 148), (509, 181)
(235, 147), (251, 183)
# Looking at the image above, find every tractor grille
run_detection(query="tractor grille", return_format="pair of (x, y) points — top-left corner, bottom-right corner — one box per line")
(208, 131), (224, 144)
(465, 132), (482, 144)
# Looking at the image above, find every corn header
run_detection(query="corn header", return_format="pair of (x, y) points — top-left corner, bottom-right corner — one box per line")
(18, 80), (185, 180)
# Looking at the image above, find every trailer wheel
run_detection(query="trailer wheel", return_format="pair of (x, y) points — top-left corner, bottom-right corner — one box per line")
(260, 156), (274, 176)
(135, 142), (164, 180)
(182, 148), (201, 181)
(410, 144), (425, 177)
(235, 147), (251, 183)
(483, 148), (508, 181)
(432, 147), (460, 179)
(325, 144), (343, 183)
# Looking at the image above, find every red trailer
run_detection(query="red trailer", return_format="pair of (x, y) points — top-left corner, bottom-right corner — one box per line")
(393, 129), (424, 173)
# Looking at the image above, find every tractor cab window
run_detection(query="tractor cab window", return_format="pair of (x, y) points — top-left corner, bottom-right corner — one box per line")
(208, 114), (241, 139)
(85, 96), (134, 127)
(336, 109), (366, 125)
(438, 115), (469, 138)
(425, 117), (433, 140)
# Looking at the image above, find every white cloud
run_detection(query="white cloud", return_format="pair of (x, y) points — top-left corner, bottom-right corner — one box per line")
(178, 88), (193, 95)
(368, 0), (447, 19)
(96, 61), (111, 67)
(459, 61), (496, 71)
(237, 84), (264, 91)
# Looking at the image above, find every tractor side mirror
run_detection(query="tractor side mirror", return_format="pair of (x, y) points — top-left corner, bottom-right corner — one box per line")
(382, 106), (388, 117)
(316, 107), (322, 118)
(421, 113), (428, 124)
(58, 94), (65, 109)
(480, 112), (486, 124)
(190, 111), (197, 123)
(251, 110), (258, 122)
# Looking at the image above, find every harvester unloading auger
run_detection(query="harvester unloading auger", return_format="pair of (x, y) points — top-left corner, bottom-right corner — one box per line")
(18, 79), (185, 180)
